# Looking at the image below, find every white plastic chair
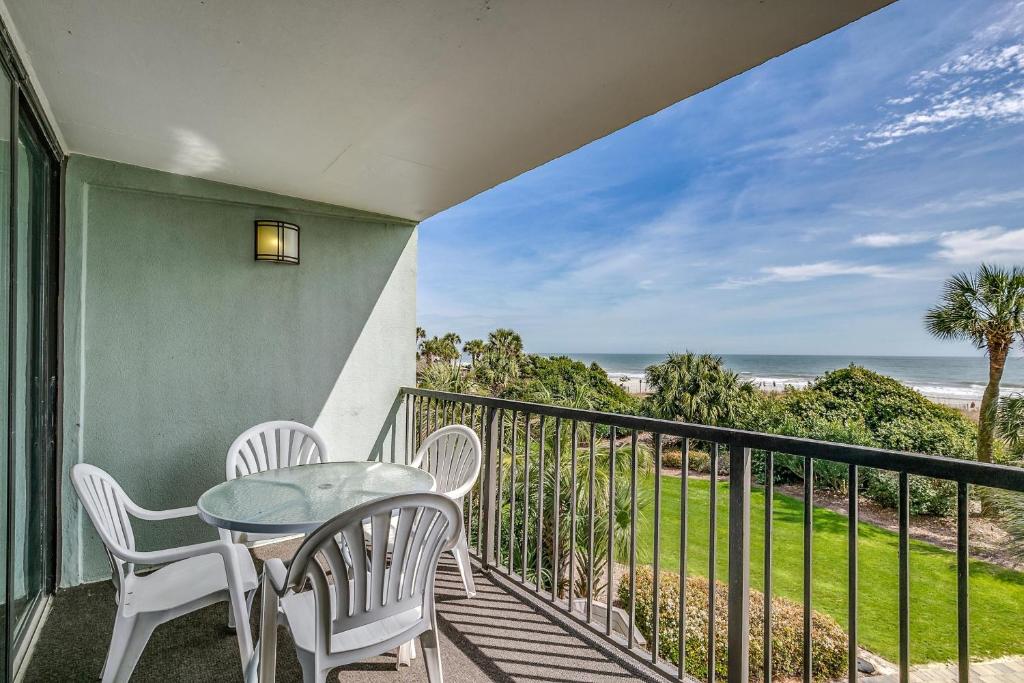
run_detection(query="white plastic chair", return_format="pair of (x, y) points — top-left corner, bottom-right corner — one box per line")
(261, 492), (461, 683)
(412, 425), (481, 598)
(226, 420), (328, 545)
(71, 463), (258, 683)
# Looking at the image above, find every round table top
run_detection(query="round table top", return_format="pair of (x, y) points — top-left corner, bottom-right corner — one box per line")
(197, 461), (436, 534)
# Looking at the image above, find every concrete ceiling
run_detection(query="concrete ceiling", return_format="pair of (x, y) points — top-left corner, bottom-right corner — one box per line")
(5, 0), (892, 222)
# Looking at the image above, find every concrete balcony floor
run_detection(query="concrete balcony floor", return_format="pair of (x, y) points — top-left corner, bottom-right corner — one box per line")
(25, 549), (667, 682)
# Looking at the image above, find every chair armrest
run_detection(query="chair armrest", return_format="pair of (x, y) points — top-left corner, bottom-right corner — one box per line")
(125, 501), (199, 521)
(112, 538), (236, 567)
(265, 558), (290, 596)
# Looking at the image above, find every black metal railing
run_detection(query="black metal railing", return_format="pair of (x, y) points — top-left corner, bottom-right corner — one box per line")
(398, 387), (1024, 683)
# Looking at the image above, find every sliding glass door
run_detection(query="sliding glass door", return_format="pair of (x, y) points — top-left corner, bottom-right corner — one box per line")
(0, 58), (10, 681)
(0, 23), (62, 681)
(9, 105), (57, 659)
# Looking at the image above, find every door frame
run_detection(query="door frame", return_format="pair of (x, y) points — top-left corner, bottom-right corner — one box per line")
(0, 17), (65, 683)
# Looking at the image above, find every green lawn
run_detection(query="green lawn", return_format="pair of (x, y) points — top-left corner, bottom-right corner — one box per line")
(628, 475), (1024, 664)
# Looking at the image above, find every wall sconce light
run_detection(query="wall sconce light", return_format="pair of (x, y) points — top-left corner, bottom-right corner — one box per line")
(254, 220), (300, 264)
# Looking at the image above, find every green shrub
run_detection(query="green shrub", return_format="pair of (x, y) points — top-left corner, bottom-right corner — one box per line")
(688, 449), (712, 474)
(771, 453), (851, 492)
(662, 446), (683, 469)
(862, 470), (957, 516)
(619, 566), (847, 682)
(658, 445), (715, 472)
(736, 367), (977, 516)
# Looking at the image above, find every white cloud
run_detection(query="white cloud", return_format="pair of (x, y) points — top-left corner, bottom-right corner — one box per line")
(935, 225), (1024, 262)
(857, 9), (1024, 151)
(842, 188), (1024, 220)
(852, 232), (933, 247)
(717, 261), (900, 289)
(863, 87), (1024, 148)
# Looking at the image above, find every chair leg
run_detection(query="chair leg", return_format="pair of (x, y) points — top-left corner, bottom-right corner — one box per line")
(228, 588), (257, 630)
(102, 614), (157, 683)
(293, 649), (319, 683)
(421, 628), (444, 683)
(451, 532), (476, 598)
(395, 639), (417, 669)
(223, 552), (255, 668)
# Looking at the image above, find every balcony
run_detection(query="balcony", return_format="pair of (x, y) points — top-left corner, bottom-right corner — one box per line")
(26, 555), (665, 683)
(26, 388), (1024, 682)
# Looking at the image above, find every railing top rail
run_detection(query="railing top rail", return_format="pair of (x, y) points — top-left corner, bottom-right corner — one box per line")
(402, 387), (1024, 492)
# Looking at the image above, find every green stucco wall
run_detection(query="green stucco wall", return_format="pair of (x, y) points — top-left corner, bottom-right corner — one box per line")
(61, 156), (417, 586)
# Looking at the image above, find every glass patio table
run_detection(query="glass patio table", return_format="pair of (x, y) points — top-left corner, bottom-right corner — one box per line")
(197, 461), (436, 535)
(197, 461), (436, 682)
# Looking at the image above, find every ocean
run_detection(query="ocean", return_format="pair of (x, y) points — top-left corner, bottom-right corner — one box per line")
(544, 353), (1024, 404)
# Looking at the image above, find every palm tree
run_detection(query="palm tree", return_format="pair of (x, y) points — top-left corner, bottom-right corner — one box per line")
(487, 328), (524, 357)
(463, 339), (486, 367)
(925, 264), (1024, 463)
(998, 394), (1024, 457)
(418, 360), (479, 394)
(496, 415), (652, 597)
(440, 332), (462, 365)
(476, 328), (525, 395)
(415, 326), (427, 360)
(643, 352), (752, 426)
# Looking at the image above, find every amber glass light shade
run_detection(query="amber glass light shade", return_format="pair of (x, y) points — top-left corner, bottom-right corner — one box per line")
(254, 220), (299, 264)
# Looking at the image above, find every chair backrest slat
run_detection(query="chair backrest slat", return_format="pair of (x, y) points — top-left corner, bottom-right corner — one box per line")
(413, 425), (481, 502)
(226, 420), (327, 480)
(283, 493), (460, 646)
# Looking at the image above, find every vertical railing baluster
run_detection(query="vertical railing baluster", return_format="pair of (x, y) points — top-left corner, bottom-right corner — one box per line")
(413, 395), (421, 448)
(957, 481), (969, 683)
(422, 397), (429, 440)
(849, 464), (858, 683)
(628, 430), (638, 648)
(803, 457), (814, 683)
(508, 410), (518, 576)
(552, 417), (562, 604)
(727, 443), (751, 683)
(466, 406), (474, 551)
(487, 405), (503, 573)
(495, 408), (505, 566)
(405, 394), (412, 463)
(652, 433), (663, 664)
(606, 425), (617, 637)
(587, 422), (597, 624)
(708, 443), (718, 683)
(898, 472), (910, 683)
(569, 420), (579, 613)
(460, 401), (467, 425)
(477, 404), (485, 555)
(764, 451), (774, 683)
(482, 407), (500, 570)
(536, 416), (546, 592)
(522, 413), (531, 583)
(679, 438), (689, 681)
(410, 393), (417, 455)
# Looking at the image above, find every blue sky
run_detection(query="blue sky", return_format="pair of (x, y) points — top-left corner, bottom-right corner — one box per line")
(418, 0), (1024, 357)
